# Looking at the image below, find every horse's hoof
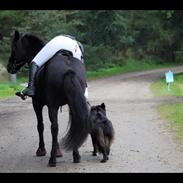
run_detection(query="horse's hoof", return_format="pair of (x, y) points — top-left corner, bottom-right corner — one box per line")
(100, 159), (107, 163)
(92, 152), (97, 156)
(56, 149), (63, 157)
(48, 162), (56, 167)
(48, 159), (56, 167)
(73, 159), (80, 163)
(73, 156), (81, 163)
(36, 148), (46, 156)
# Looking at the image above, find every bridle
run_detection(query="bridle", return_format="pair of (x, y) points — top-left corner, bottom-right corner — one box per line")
(12, 59), (27, 68)
(10, 56), (32, 72)
(10, 33), (33, 70)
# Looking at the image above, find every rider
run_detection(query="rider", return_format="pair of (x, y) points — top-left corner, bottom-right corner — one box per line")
(21, 34), (88, 99)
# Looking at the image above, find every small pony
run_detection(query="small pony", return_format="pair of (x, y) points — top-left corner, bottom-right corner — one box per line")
(89, 103), (114, 163)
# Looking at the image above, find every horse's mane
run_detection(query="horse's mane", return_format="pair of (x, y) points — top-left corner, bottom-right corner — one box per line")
(24, 33), (45, 52)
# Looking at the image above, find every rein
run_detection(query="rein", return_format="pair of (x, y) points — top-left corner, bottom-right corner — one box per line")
(13, 60), (26, 67)
(12, 57), (32, 69)
(12, 33), (33, 68)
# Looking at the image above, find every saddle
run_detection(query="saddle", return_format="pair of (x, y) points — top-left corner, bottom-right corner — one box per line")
(56, 49), (73, 57)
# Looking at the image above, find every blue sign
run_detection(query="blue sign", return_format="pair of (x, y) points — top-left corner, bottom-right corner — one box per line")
(165, 70), (174, 83)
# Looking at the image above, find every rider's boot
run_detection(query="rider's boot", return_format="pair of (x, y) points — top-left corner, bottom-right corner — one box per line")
(22, 62), (39, 97)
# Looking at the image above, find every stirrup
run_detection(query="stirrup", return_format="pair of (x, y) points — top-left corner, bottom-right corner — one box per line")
(22, 87), (35, 97)
(15, 91), (27, 100)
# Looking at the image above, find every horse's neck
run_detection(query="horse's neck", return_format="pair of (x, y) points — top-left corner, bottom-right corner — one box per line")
(27, 36), (45, 64)
(31, 41), (45, 55)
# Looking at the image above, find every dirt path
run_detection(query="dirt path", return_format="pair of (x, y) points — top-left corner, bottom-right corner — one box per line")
(1, 66), (183, 172)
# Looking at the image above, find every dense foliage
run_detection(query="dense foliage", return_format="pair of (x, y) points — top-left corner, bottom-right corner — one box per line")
(0, 10), (183, 71)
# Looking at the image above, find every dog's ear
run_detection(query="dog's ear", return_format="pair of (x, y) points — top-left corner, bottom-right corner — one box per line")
(101, 103), (106, 110)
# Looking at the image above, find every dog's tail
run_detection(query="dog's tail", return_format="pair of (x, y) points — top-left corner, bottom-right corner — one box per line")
(107, 120), (115, 146)
(104, 120), (115, 154)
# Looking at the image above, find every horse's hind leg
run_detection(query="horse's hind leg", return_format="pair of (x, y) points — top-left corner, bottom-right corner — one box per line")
(48, 107), (59, 167)
(73, 149), (81, 163)
(32, 101), (46, 156)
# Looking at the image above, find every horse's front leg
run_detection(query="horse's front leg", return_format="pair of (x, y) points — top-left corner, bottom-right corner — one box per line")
(32, 100), (46, 156)
(48, 107), (59, 167)
(73, 149), (81, 163)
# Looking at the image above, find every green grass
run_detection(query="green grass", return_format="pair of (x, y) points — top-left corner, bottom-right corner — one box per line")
(87, 58), (175, 80)
(151, 74), (183, 96)
(0, 81), (24, 100)
(159, 104), (183, 140)
(151, 73), (183, 141)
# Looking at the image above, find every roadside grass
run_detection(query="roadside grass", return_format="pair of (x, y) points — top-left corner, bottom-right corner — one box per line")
(151, 73), (183, 96)
(151, 73), (183, 141)
(0, 80), (25, 100)
(0, 82), (24, 100)
(159, 104), (183, 140)
(87, 58), (175, 80)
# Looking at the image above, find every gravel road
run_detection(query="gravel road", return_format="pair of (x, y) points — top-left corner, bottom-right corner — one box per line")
(1, 66), (183, 172)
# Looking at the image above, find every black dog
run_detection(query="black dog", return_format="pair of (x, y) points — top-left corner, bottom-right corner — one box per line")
(89, 103), (114, 163)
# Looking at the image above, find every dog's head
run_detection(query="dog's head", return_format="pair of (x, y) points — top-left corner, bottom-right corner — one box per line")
(89, 103), (107, 124)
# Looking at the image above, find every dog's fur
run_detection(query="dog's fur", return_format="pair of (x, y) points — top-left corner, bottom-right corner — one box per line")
(89, 103), (114, 163)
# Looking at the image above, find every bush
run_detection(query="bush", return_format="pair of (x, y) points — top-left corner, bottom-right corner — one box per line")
(84, 44), (113, 70)
(176, 51), (183, 63)
(0, 63), (8, 81)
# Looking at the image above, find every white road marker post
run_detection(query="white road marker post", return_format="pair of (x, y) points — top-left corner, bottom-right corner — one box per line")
(165, 70), (174, 91)
(10, 74), (17, 84)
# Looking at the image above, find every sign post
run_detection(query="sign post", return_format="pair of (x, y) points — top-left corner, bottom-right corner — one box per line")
(165, 70), (174, 91)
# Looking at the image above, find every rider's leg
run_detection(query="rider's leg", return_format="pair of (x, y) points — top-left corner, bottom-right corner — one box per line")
(22, 61), (39, 97)
(33, 36), (82, 67)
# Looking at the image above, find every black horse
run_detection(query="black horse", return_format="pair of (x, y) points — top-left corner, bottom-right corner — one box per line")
(7, 30), (90, 167)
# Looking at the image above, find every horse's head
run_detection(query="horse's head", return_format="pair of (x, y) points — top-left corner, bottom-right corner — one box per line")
(7, 31), (29, 74)
(7, 30), (44, 74)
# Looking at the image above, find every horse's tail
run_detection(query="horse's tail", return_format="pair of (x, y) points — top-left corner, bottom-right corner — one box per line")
(61, 70), (90, 151)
